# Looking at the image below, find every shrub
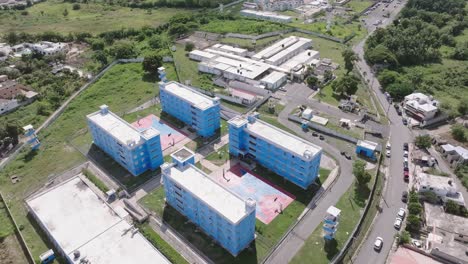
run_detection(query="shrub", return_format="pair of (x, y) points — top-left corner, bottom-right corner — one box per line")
(72, 3), (81, 10)
(451, 124), (467, 142)
(414, 135), (431, 149)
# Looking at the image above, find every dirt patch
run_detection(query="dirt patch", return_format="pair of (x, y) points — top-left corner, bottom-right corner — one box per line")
(0, 234), (29, 264)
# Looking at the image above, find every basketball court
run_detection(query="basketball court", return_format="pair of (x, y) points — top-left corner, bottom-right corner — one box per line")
(131, 114), (187, 150)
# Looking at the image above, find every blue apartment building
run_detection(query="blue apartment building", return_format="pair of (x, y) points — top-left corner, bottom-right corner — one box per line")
(159, 80), (220, 137)
(228, 113), (322, 189)
(87, 105), (163, 176)
(161, 147), (256, 256)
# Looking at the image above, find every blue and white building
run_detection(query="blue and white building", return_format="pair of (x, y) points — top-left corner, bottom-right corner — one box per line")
(159, 79), (220, 138)
(323, 206), (341, 240)
(228, 113), (322, 189)
(87, 105), (163, 176)
(23, 124), (40, 150)
(161, 147), (256, 256)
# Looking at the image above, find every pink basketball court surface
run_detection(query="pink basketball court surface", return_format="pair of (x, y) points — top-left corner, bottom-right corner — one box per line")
(131, 114), (187, 150)
(213, 164), (295, 224)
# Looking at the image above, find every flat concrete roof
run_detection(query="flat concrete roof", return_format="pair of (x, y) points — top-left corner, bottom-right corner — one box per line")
(231, 115), (321, 159)
(357, 140), (378, 151)
(162, 81), (217, 110)
(279, 49), (320, 72)
(260, 71), (287, 84)
(26, 176), (171, 264)
(253, 36), (312, 61)
(87, 108), (155, 147)
(166, 165), (253, 223)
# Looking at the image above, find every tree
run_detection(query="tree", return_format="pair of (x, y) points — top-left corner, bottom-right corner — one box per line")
(352, 160), (371, 185)
(408, 202), (422, 215)
(405, 215), (421, 233)
(323, 70), (333, 82)
(109, 40), (136, 59)
(421, 191), (438, 204)
(63, 9), (69, 17)
(91, 39), (105, 51)
(386, 81), (413, 100)
(148, 35), (166, 49)
(72, 3), (81, 10)
(306, 76), (319, 88)
(331, 74), (359, 96)
(458, 100), (468, 116)
(409, 191), (419, 203)
(451, 124), (467, 142)
(342, 48), (358, 74)
(414, 135), (431, 149)
(168, 23), (189, 37)
(398, 231), (411, 245)
(445, 200), (460, 215)
(185, 42), (195, 52)
(451, 41), (468, 60)
(93, 51), (108, 66)
(142, 52), (163, 75)
(377, 70), (400, 88)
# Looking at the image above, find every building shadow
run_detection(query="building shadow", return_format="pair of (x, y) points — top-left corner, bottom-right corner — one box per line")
(324, 238), (339, 260)
(161, 205), (258, 264)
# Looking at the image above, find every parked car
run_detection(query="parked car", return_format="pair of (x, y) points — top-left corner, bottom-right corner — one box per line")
(404, 171), (409, 182)
(319, 135), (325, 140)
(397, 208), (406, 219)
(394, 218), (402, 230)
(386, 150), (391, 158)
(374, 237), (384, 251)
(403, 143), (409, 151)
(404, 157), (408, 163)
(312, 132), (319, 137)
(344, 153), (352, 160)
(397, 109), (402, 116)
(386, 142), (391, 150)
(401, 191), (408, 203)
(412, 240), (422, 248)
(403, 118), (408, 125)
(404, 150), (409, 157)
(404, 166), (409, 172)
(403, 161), (408, 168)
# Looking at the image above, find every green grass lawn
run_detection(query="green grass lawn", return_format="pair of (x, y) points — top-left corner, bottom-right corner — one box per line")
(0, 62), (176, 261)
(289, 19), (365, 41)
(205, 144), (229, 166)
(140, 166), (331, 263)
(139, 223), (189, 264)
(291, 166), (377, 264)
(345, 0), (374, 13)
(0, 0), (191, 34)
(0, 198), (15, 239)
(221, 100), (248, 114)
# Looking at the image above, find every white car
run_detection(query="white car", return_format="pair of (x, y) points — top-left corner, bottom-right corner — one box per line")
(386, 150), (391, 157)
(404, 157), (408, 163)
(412, 240), (422, 248)
(394, 218), (402, 229)
(374, 237), (383, 251)
(386, 142), (391, 150)
(404, 150), (409, 157)
(397, 208), (406, 219)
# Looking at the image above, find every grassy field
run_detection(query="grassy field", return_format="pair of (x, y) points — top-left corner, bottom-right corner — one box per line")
(0, 62), (176, 260)
(345, 0), (374, 13)
(290, 19), (365, 41)
(0, 0), (190, 35)
(291, 167), (377, 264)
(140, 166), (331, 263)
(221, 99), (248, 114)
(205, 144), (229, 166)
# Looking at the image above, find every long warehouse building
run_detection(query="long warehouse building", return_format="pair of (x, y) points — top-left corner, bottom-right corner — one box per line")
(228, 113), (322, 189)
(161, 147), (256, 256)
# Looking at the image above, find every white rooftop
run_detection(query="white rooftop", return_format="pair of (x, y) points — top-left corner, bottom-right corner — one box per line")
(357, 140), (378, 151)
(279, 49), (320, 72)
(212, 44), (247, 55)
(260, 71), (287, 84)
(166, 164), (252, 223)
(26, 176), (171, 264)
(162, 81), (217, 110)
(253, 36), (312, 61)
(229, 115), (322, 159)
(87, 107), (156, 147)
(326, 206), (341, 217)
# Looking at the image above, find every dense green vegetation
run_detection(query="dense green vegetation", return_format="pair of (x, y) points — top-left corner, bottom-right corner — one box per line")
(365, 0), (467, 116)
(82, 168), (109, 193)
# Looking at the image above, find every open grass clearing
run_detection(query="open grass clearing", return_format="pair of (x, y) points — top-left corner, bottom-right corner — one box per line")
(199, 18), (287, 35)
(291, 165), (378, 263)
(0, 0), (191, 35)
(0, 62), (176, 259)
(345, 0), (374, 13)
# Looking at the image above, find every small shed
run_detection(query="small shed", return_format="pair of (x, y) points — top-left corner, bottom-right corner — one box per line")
(302, 108), (313, 120)
(356, 140), (379, 160)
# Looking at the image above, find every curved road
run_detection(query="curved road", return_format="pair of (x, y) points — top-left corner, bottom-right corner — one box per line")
(352, 1), (411, 263)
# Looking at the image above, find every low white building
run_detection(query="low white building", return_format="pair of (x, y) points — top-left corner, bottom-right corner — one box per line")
(440, 144), (468, 168)
(29, 41), (67, 56)
(26, 176), (171, 264)
(211, 44), (248, 57)
(0, 98), (19, 115)
(260, 71), (287, 90)
(240, 9), (292, 23)
(253, 36), (313, 66)
(416, 173), (465, 206)
(302, 108), (313, 120)
(189, 49), (218, 62)
(404, 93), (439, 121)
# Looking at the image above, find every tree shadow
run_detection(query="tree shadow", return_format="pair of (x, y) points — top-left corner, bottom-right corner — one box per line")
(22, 149), (38, 162)
(142, 72), (159, 83)
(353, 183), (371, 208)
(324, 238), (339, 260)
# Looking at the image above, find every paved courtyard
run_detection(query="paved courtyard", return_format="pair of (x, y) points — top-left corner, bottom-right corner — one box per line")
(132, 114), (187, 150)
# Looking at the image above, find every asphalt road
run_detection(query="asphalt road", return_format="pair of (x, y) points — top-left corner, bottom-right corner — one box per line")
(264, 102), (355, 264)
(352, 1), (411, 263)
